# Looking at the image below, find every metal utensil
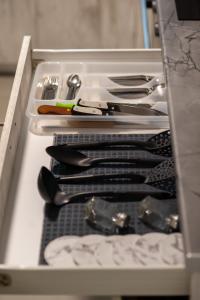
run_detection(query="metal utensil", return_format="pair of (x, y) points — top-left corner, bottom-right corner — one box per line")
(37, 159), (175, 206)
(66, 74), (81, 100)
(76, 99), (167, 116)
(46, 130), (172, 157)
(108, 83), (165, 99)
(42, 76), (58, 100)
(109, 74), (154, 86)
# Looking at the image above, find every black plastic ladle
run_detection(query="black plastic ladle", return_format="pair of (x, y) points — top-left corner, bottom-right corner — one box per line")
(46, 130), (171, 157)
(38, 159), (175, 206)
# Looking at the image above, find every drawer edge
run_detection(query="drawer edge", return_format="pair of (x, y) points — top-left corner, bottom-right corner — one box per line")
(0, 36), (32, 233)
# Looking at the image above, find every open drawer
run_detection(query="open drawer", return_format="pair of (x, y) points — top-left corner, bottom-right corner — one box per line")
(0, 36), (189, 295)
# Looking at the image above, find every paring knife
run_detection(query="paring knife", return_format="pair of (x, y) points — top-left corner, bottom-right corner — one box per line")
(37, 104), (105, 116)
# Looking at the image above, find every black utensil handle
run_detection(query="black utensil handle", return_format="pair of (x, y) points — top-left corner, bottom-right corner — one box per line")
(51, 139), (155, 150)
(91, 157), (164, 168)
(57, 173), (146, 184)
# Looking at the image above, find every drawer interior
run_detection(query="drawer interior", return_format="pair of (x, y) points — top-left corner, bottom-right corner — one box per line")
(0, 39), (188, 295)
(0, 124), (182, 268)
(0, 43), (182, 267)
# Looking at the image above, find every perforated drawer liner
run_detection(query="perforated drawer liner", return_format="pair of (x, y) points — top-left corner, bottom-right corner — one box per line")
(40, 133), (182, 265)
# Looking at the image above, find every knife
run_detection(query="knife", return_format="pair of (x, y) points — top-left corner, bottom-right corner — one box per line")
(108, 84), (165, 99)
(37, 104), (105, 116)
(109, 75), (154, 86)
(76, 99), (167, 116)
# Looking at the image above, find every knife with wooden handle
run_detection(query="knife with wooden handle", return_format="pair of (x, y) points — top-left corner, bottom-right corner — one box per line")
(38, 105), (72, 115)
(37, 104), (103, 116)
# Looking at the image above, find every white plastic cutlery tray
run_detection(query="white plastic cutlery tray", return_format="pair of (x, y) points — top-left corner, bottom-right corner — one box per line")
(0, 37), (189, 296)
(26, 58), (169, 129)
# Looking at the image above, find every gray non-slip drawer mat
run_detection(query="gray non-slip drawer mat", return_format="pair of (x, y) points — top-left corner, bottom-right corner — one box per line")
(39, 133), (177, 264)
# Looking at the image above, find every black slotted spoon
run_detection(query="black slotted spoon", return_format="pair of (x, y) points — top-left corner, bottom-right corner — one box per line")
(47, 130), (172, 157)
(38, 159), (175, 206)
(46, 148), (165, 168)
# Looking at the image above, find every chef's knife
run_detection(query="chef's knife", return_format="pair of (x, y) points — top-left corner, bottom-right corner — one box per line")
(108, 87), (151, 99)
(77, 99), (167, 116)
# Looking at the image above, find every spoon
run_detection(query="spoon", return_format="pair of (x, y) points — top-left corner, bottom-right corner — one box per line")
(66, 74), (81, 100)
(47, 130), (172, 157)
(46, 148), (165, 168)
(38, 159), (175, 206)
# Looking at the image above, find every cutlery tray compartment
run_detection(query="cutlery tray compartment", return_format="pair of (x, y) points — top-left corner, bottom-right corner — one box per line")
(40, 133), (179, 266)
(27, 60), (169, 129)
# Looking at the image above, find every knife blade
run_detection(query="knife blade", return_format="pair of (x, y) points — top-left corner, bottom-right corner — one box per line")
(108, 82), (166, 99)
(78, 99), (151, 110)
(108, 87), (151, 99)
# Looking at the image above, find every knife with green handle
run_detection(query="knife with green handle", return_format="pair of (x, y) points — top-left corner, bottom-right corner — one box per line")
(54, 99), (168, 116)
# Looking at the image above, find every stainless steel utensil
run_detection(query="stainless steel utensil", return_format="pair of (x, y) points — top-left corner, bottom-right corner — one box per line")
(108, 83), (165, 99)
(42, 76), (58, 100)
(109, 74), (154, 86)
(76, 99), (167, 116)
(66, 74), (81, 100)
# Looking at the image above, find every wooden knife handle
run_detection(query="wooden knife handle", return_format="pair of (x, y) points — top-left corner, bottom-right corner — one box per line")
(37, 105), (72, 115)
